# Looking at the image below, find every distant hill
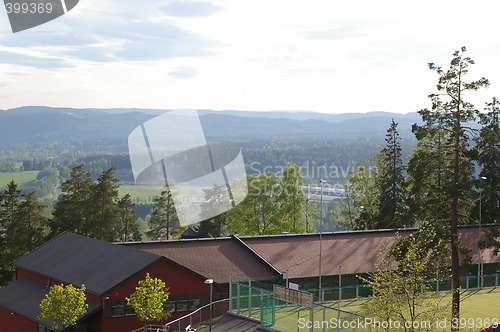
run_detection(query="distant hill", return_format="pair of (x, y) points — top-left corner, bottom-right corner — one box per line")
(0, 106), (421, 148)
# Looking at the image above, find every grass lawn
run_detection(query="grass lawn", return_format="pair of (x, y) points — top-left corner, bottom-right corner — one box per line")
(251, 288), (500, 331)
(0, 171), (39, 188)
(338, 288), (500, 320)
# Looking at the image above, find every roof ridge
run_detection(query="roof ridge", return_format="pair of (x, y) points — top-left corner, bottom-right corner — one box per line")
(231, 235), (282, 276)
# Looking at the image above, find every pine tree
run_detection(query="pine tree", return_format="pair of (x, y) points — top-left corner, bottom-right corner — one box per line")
(147, 185), (180, 240)
(89, 167), (120, 241)
(414, 47), (489, 326)
(118, 194), (140, 242)
(52, 164), (94, 236)
(6, 191), (47, 258)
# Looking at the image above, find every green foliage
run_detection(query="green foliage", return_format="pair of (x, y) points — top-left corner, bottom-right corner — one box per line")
(38, 283), (88, 330)
(147, 185), (180, 240)
(376, 119), (407, 228)
(227, 164), (313, 235)
(343, 163), (380, 230)
(126, 273), (171, 323)
(227, 173), (280, 235)
(278, 163), (308, 233)
(89, 167), (120, 241)
(476, 97), (500, 252)
(118, 194), (140, 242)
(52, 164), (94, 236)
(6, 191), (48, 258)
(197, 184), (229, 238)
(359, 222), (450, 331)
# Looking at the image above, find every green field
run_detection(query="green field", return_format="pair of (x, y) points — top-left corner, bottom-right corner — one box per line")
(119, 184), (207, 203)
(0, 171), (39, 188)
(251, 288), (500, 332)
(338, 288), (500, 320)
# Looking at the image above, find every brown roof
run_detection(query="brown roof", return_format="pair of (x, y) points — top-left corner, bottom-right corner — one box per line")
(122, 237), (279, 284)
(122, 226), (500, 283)
(242, 226), (499, 279)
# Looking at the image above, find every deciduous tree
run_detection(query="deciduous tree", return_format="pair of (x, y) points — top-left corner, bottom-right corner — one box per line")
(126, 273), (171, 323)
(38, 283), (88, 330)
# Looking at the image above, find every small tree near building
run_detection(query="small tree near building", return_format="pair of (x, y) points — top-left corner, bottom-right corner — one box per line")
(359, 222), (450, 331)
(38, 283), (88, 330)
(126, 273), (172, 324)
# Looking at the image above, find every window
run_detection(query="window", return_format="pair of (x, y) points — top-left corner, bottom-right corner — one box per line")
(166, 295), (202, 312)
(106, 300), (136, 318)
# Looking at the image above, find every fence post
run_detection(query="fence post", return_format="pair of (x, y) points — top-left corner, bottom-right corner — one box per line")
(229, 274), (233, 312)
(237, 283), (241, 315)
(466, 276), (469, 290)
(248, 279), (252, 318)
(309, 306), (314, 332)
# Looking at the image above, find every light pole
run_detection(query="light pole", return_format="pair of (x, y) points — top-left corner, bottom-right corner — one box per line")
(319, 179), (326, 302)
(478, 176), (487, 288)
(204, 279), (213, 332)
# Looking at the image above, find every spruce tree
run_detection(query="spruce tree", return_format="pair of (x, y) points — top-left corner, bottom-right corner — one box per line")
(376, 119), (406, 228)
(0, 180), (22, 284)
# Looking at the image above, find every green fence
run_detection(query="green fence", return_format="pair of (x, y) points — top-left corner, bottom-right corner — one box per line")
(230, 273), (500, 332)
(230, 276), (370, 331)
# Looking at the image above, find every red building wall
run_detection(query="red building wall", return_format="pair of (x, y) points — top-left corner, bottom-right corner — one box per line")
(0, 308), (38, 332)
(6, 259), (229, 332)
(100, 258), (225, 332)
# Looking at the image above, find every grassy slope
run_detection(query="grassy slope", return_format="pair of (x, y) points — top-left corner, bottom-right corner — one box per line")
(0, 171), (38, 188)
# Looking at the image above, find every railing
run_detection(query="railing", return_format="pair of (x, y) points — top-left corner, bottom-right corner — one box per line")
(130, 298), (229, 332)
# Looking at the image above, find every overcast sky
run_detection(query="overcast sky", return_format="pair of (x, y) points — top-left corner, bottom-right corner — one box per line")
(1, 0), (500, 114)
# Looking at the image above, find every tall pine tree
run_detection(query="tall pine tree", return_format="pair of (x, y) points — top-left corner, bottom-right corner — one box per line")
(414, 47), (489, 326)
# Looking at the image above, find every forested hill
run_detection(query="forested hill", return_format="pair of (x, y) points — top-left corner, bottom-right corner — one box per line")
(0, 106), (420, 149)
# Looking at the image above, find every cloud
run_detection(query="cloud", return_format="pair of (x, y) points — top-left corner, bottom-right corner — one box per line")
(168, 66), (200, 79)
(299, 26), (366, 40)
(159, 1), (223, 17)
(0, 51), (71, 69)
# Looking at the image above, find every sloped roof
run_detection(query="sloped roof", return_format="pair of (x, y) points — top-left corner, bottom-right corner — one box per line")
(13, 232), (162, 295)
(0, 276), (101, 331)
(122, 237), (280, 284)
(241, 226), (499, 279)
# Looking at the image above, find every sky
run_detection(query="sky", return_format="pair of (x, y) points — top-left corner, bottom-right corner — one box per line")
(1, 0), (500, 114)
